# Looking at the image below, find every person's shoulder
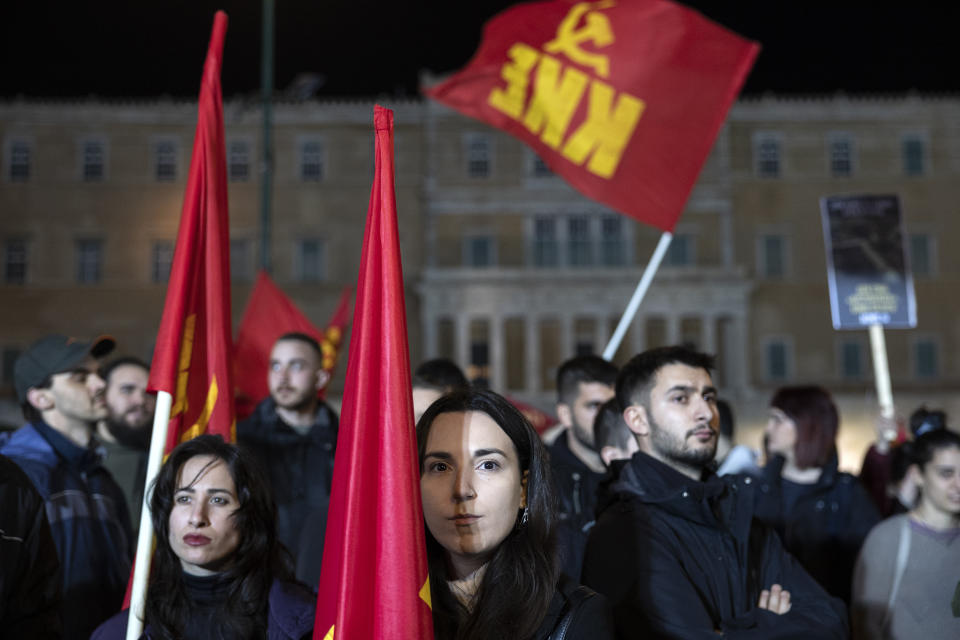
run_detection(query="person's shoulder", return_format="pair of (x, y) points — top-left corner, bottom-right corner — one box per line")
(545, 578), (615, 640)
(90, 609), (142, 640)
(862, 514), (906, 548)
(269, 579), (316, 639)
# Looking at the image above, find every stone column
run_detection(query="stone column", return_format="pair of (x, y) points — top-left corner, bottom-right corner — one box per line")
(490, 315), (505, 393)
(525, 315), (540, 393)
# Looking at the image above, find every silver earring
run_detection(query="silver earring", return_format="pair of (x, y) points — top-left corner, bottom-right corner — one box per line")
(521, 506), (529, 526)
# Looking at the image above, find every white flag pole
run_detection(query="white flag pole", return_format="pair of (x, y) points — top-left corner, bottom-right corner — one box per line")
(868, 323), (896, 435)
(125, 390), (173, 640)
(603, 231), (672, 360)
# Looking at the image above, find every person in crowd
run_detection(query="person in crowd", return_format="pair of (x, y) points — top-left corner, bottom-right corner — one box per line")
(548, 355), (617, 581)
(0, 452), (61, 638)
(852, 428), (960, 639)
(0, 334), (132, 640)
(884, 440), (921, 515)
(417, 389), (614, 640)
(411, 358), (470, 423)
(714, 399), (761, 476)
(860, 406), (947, 517)
(237, 332), (338, 587)
(93, 434), (315, 639)
(582, 346), (848, 638)
(756, 385), (880, 604)
(593, 398), (637, 468)
(98, 356), (155, 530)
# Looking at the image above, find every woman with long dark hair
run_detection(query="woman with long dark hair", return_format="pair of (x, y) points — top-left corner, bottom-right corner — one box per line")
(756, 385), (880, 604)
(417, 389), (613, 640)
(92, 434), (315, 640)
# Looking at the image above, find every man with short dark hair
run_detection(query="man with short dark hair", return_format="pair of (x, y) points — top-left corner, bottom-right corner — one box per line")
(0, 334), (133, 640)
(593, 398), (637, 468)
(411, 358), (469, 423)
(582, 345), (848, 638)
(237, 332), (338, 586)
(549, 354), (617, 581)
(97, 356), (155, 527)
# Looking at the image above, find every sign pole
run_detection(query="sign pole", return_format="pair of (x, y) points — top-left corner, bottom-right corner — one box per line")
(868, 322), (896, 429)
(603, 232), (672, 360)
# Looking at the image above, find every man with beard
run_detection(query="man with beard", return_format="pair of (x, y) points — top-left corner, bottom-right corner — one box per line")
(237, 332), (337, 584)
(97, 357), (155, 530)
(0, 335), (132, 640)
(581, 346), (848, 638)
(548, 354), (617, 581)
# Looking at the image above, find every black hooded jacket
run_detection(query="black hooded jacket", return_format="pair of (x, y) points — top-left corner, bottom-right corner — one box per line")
(581, 451), (848, 639)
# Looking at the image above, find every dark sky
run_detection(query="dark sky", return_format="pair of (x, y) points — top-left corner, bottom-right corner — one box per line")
(1, 1), (956, 99)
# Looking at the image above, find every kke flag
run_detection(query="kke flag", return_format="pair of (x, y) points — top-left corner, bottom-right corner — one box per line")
(233, 272), (351, 418)
(314, 106), (433, 639)
(148, 11), (235, 447)
(424, 0), (759, 232)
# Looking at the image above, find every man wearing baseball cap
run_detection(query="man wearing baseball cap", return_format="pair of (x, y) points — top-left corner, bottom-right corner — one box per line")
(0, 334), (133, 640)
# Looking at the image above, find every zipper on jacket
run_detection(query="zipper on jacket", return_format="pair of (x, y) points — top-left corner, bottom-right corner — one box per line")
(572, 472), (582, 515)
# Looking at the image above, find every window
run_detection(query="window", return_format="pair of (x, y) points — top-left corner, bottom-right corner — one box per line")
(228, 140), (250, 182)
(599, 215), (625, 266)
(568, 216), (593, 267)
(914, 339), (938, 379)
(152, 241), (173, 283)
(829, 135), (853, 177)
(532, 217), (558, 267)
(8, 140), (30, 182)
(155, 140), (178, 181)
(297, 238), (325, 282)
(758, 233), (786, 278)
(466, 134), (490, 178)
(468, 319), (490, 389)
(765, 340), (790, 382)
(665, 234), (694, 267)
(300, 139), (324, 182)
(909, 234), (933, 277)
(464, 235), (494, 268)
(230, 239), (253, 283)
(2, 348), (20, 386)
(839, 340), (864, 379)
(754, 134), (780, 178)
(531, 153), (553, 178)
(76, 239), (103, 284)
(4, 239), (27, 284)
(902, 136), (926, 176)
(81, 139), (106, 182)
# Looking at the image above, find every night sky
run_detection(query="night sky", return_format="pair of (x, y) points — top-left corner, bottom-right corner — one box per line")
(1, 1), (956, 99)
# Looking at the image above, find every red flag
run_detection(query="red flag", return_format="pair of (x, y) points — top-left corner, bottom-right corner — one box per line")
(424, 0), (759, 232)
(147, 11), (235, 447)
(506, 396), (559, 435)
(314, 106), (433, 639)
(233, 272), (351, 418)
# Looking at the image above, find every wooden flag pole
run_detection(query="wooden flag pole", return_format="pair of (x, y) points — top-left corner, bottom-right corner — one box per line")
(868, 323), (896, 437)
(126, 390), (173, 640)
(603, 232), (672, 360)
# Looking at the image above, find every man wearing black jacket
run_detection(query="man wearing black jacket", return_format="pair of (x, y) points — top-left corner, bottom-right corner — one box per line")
(582, 346), (848, 639)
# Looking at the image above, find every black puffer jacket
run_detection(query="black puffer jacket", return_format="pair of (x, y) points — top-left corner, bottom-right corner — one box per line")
(582, 451), (848, 639)
(753, 454), (880, 604)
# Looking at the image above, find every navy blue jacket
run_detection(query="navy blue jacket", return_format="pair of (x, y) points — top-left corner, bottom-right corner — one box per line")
(91, 579), (316, 640)
(0, 422), (133, 640)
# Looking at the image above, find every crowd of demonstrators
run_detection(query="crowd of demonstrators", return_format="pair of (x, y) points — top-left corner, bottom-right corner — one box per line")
(852, 428), (960, 639)
(93, 434), (316, 640)
(237, 332), (339, 589)
(547, 356), (617, 582)
(411, 358), (471, 423)
(416, 389), (615, 640)
(755, 386), (880, 604)
(97, 356), (155, 533)
(581, 346), (849, 638)
(0, 335), (134, 640)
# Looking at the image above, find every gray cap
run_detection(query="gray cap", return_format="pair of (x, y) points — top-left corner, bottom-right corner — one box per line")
(14, 334), (115, 402)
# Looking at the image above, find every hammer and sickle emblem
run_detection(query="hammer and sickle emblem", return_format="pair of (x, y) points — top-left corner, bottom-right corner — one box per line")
(543, 1), (616, 77)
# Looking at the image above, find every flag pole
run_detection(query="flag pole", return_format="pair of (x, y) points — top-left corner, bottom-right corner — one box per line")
(125, 391), (173, 639)
(603, 231), (672, 360)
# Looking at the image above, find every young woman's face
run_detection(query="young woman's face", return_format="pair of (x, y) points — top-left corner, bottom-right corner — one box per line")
(918, 446), (960, 518)
(420, 411), (527, 580)
(765, 408), (797, 459)
(168, 454), (242, 576)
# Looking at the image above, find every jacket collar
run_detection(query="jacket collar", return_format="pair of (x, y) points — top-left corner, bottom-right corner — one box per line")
(267, 580), (316, 640)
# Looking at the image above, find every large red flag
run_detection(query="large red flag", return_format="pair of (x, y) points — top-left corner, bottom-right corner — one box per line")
(147, 10), (235, 447)
(424, 0), (759, 232)
(233, 272), (351, 418)
(314, 106), (433, 639)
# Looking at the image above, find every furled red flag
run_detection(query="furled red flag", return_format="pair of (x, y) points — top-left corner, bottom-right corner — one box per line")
(147, 10), (235, 447)
(314, 106), (433, 640)
(424, 0), (759, 232)
(507, 396), (559, 435)
(233, 272), (351, 418)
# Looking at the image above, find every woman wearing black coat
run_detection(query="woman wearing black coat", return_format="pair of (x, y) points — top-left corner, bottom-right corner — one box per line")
(757, 386), (880, 604)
